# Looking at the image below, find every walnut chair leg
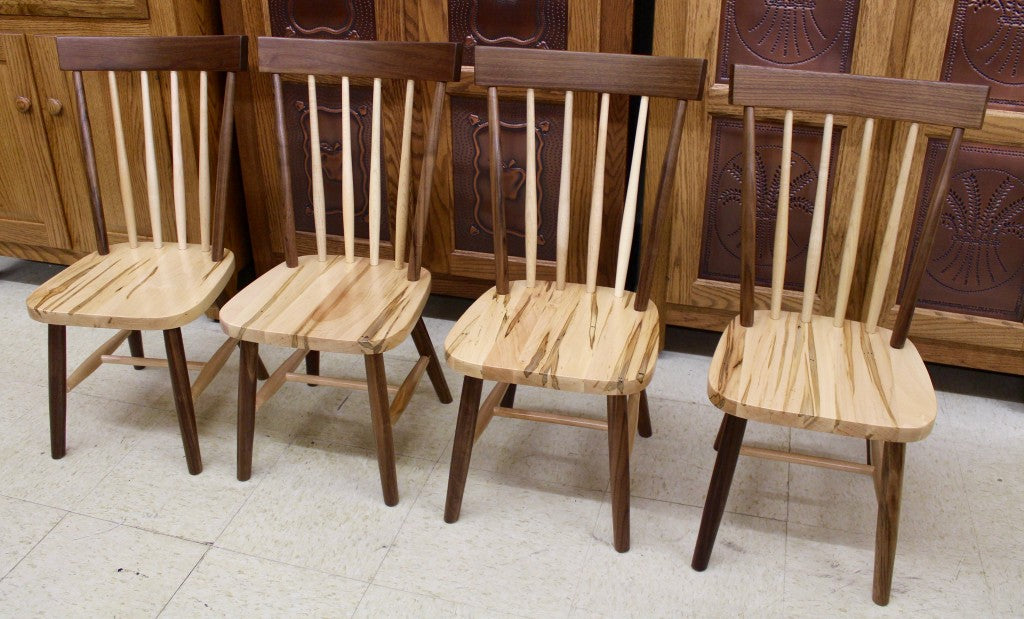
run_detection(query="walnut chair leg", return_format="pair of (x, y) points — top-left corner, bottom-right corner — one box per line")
(48, 324), (67, 459)
(127, 330), (145, 370)
(873, 441), (906, 606)
(255, 354), (270, 380)
(638, 390), (652, 438)
(608, 394), (631, 552)
(305, 350), (320, 386)
(365, 353), (399, 506)
(237, 341), (258, 481)
(444, 375), (483, 523)
(712, 413), (728, 452)
(692, 413), (747, 570)
(164, 328), (202, 475)
(499, 383), (517, 408)
(411, 318), (453, 404)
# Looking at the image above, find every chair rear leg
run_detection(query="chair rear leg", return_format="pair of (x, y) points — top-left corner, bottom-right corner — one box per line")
(873, 441), (906, 606)
(365, 353), (399, 506)
(305, 350), (320, 386)
(608, 394), (631, 552)
(163, 328), (202, 475)
(255, 354), (270, 380)
(48, 325), (66, 459)
(638, 390), (652, 438)
(411, 318), (453, 404)
(237, 341), (258, 481)
(692, 413), (747, 570)
(127, 330), (145, 370)
(500, 383), (517, 408)
(444, 376), (483, 523)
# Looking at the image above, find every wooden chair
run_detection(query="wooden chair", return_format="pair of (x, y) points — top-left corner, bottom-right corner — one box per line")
(26, 36), (248, 475)
(219, 38), (460, 505)
(691, 65), (989, 605)
(443, 47), (707, 552)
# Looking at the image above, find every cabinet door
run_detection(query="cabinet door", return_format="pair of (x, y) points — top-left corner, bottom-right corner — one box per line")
(648, 1), (915, 330)
(870, 0), (1024, 373)
(0, 1), (149, 19)
(0, 33), (69, 249)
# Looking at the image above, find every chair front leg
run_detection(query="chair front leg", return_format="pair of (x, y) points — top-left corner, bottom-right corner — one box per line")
(411, 318), (453, 404)
(692, 413), (747, 570)
(365, 353), (399, 506)
(163, 328), (202, 475)
(499, 383), (517, 408)
(237, 341), (259, 481)
(638, 390), (652, 438)
(305, 350), (320, 386)
(48, 324), (67, 459)
(608, 394), (631, 552)
(444, 375), (483, 523)
(873, 441), (906, 606)
(127, 330), (145, 370)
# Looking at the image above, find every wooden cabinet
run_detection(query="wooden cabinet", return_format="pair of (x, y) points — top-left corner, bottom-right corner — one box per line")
(647, 0), (1023, 375)
(0, 1), (249, 272)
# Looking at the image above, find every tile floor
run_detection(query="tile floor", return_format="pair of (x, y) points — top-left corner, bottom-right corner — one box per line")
(0, 256), (1021, 617)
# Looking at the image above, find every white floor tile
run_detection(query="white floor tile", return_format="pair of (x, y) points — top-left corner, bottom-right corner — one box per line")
(355, 585), (518, 618)
(0, 495), (65, 578)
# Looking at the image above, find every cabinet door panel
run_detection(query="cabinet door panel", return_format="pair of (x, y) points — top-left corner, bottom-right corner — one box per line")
(0, 1), (149, 19)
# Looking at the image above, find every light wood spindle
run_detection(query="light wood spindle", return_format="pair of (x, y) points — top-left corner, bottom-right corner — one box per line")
(555, 90), (574, 290)
(198, 70), (211, 252)
(525, 88), (538, 287)
(369, 77), (382, 266)
(586, 92), (611, 294)
(865, 123), (919, 333)
(614, 95), (649, 297)
(394, 79), (415, 269)
(107, 71), (138, 248)
(307, 75), (327, 261)
(833, 117), (875, 326)
(769, 110), (793, 318)
(341, 76), (355, 262)
(140, 70), (162, 248)
(170, 71), (187, 249)
(800, 113), (834, 323)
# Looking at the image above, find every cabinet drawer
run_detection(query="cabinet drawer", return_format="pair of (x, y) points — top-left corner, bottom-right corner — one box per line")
(0, 0), (148, 19)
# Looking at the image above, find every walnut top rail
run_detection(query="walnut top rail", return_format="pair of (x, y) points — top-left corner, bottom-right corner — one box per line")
(474, 47), (707, 100)
(57, 36), (248, 72)
(729, 64), (988, 128)
(256, 38), (462, 82)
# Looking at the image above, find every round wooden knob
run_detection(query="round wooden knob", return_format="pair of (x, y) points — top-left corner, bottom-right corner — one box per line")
(46, 98), (63, 116)
(15, 96), (31, 113)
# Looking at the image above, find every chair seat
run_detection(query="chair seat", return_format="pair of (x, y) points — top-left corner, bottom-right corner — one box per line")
(219, 255), (430, 355)
(445, 280), (660, 395)
(26, 243), (234, 330)
(708, 310), (936, 442)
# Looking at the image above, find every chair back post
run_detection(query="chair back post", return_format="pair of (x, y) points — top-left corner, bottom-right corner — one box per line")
(71, 70), (109, 255)
(270, 73), (299, 268)
(487, 86), (511, 295)
(407, 80), (451, 281)
(210, 71), (238, 262)
(739, 105), (757, 327)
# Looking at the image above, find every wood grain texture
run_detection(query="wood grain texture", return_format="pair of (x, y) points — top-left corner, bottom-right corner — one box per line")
(730, 65), (988, 129)
(256, 38), (461, 82)
(26, 243), (234, 329)
(708, 310), (936, 442)
(475, 47), (706, 100)
(57, 36), (247, 72)
(219, 255), (431, 355)
(444, 280), (660, 395)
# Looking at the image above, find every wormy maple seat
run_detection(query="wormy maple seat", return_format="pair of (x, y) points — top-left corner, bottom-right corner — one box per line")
(443, 47), (707, 553)
(692, 64), (989, 605)
(219, 38), (462, 506)
(25, 36), (248, 475)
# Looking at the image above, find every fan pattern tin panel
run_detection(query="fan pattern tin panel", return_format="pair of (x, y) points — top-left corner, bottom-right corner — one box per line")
(941, 0), (1024, 108)
(903, 139), (1024, 321)
(451, 96), (562, 261)
(268, 0), (376, 39)
(716, 0), (861, 82)
(282, 82), (389, 241)
(700, 117), (842, 289)
(448, 0), (568, 64)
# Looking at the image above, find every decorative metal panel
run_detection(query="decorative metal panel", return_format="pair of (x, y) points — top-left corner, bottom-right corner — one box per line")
(449, 0), (568, 64)
(700, 116), (842, 288)
(902, 139), (1024, 321)
(282, 82), (389, 241)
(269, 0), (376, 39)
(451, 96), (562, 260)
(716, 0), (861, 82)
(941, 0), (1024, 109)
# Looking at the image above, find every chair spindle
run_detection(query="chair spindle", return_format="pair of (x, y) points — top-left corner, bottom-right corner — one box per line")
(341, 76), (355, 263)
(394, 78), (415, 270)
(614, 95), (649, 298)
(140, 70), (162, 248)
(525, 87), (538, 287)
(488, 86), (509, 295)
(369, 77), (382, 266)
(73, 70), (108, 255)
(555, 90), (574, 290)
(170, 71), (187, 249)
(740, 106), (757, 327)
(586, 92), (611, 294)
(865, 122), (919, 333)
(272, 73), (298, 267)
(307, 74), (327, 261)
(833, 117), (875, 326)
(198, 70), (211, 252)
(800, 113), (835, 323)
(769, 110), (794, 319)
(107, 71), (138, 248)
